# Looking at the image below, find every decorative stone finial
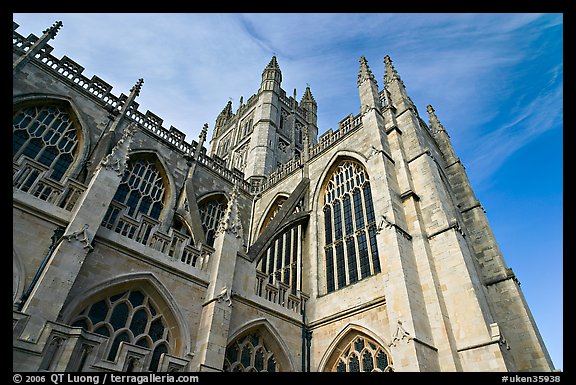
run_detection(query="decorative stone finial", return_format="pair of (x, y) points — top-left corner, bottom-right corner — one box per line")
(216, 183), (244, 240)
(100, 123), (138, 175)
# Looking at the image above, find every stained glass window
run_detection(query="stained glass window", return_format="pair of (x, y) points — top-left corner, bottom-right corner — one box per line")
(223, 331), (280, 372)
(70, 289), (172, 371)
(111, 158), (166, 220)
(331, 334), (392, 372)
(198, 195), (227, 247)
(323, 160), (381, 293)
(13, 104), (80, 181)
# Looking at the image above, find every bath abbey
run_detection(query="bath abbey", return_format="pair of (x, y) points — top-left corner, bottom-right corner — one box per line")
(12, 21), (555, 372)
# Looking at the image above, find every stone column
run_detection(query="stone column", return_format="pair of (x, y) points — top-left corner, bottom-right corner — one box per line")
(191, 185), (244, 371)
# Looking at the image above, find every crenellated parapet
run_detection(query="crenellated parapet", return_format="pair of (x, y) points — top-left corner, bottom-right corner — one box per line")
(13, 22), (194, 155)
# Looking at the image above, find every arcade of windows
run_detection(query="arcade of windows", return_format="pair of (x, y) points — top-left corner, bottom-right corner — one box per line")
(13, 103), (79, 181)
(323, 160), (381, 293)
(70, 289), (172, 372)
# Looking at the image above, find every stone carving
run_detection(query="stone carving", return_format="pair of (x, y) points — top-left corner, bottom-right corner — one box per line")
(100, 123), (137, 175)
(216, 286), (232, 306)
(389, 320), (413, 347)
(63, 224), (94, 251)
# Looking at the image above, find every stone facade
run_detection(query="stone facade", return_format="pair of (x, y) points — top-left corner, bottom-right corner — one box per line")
(12, 21), (554, 372)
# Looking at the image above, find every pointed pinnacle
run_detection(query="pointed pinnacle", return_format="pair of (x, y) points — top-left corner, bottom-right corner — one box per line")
(200, 123), (208, 142)
(43, 21), (63, 38)
(130, 78), (144, 97)
(358, 56), (376, 86)
(384, 55), (400, 83)
(427, 105), (446, 133)
(302, 86), (316, 103)
(266, 55), (280, 71)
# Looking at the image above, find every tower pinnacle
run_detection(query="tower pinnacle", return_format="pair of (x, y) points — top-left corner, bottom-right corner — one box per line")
(358, 56), (377, 86)
(427, 105), (447, 135)
(384, 55), (401, 84)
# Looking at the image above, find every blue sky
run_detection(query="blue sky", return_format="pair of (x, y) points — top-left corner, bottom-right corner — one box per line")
(13, 13), (563, 370)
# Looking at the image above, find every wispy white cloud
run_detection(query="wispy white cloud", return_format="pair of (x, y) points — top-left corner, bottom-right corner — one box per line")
(13, 13), (562, 180)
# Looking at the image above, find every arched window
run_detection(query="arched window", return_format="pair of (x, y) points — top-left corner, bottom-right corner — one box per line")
(13, 103), (80, 181)
(322, 159), (381, 293)
(223, 331), (279, 372)
(112, 157), (166, 220)
(70, 289), (172, 372)
(258, 196), (288, 236)
(330, 334), (392, 372)
(198, 195), (228, 247)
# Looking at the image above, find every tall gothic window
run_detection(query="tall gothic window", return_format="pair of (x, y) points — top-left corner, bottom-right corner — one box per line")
(323, 160), (381, 293)
(223, 331), (279, 372)
(330, 335), (392, 372)
(70, 289), (172, 372)
(13, 103), (80, 181)
(198, 195), (228, 247)
(111, 158), (166, 220)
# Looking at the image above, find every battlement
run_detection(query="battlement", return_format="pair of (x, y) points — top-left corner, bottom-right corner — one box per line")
(13, 23), (194, 155)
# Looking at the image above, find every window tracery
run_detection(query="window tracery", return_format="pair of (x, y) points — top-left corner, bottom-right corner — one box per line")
(13, 104), (80, 181)
(198, 195), (228, 247)
(331, 335), (392, 372)
(323, 160), (381, 293)
(70, 289), (172, 372)
(223, 331), (278, 372)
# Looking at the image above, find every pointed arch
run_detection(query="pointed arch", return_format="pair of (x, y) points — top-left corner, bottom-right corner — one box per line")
(318, 323), (393, 372)
(314, 153), (381, 294)
(310, 151), (369, 213)
(197, 192), (229, 247)
(106, 150), (174, 225)
(224, 318), (295, 372)
(256, 193), (290, 237)
(13, 93), (91, 181)
(125, 149), (176, 223)
(61, 272), (190, 356)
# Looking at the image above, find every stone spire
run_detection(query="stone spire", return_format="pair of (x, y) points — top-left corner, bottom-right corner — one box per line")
(358, 56), (378, 87)
(260, 55), (282, 91)
(192, 123), (208, 160)
(383, 55), (414, 114)
(301, 86), (316, 104)
(427, 104), (456, 162)
(265, 55), (281, 72)
(13, 20), (63, 74)
(427, 105), (447, 135)
(300, 85), (318, 145)
(357, 56), (381, 114)
(213, 101), (233, 139)
(384, 55), (401, 84)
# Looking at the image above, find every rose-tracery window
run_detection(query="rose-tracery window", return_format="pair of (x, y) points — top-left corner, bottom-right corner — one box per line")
(331, 335), (392, 372)
(13, 103), (80, 181)
(70, 289), (172, 372)
(112, 158), (166, 220)
(323, 160), (381, 293)
(198, 195), (228, 247)
(223, 331), (278, 372)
